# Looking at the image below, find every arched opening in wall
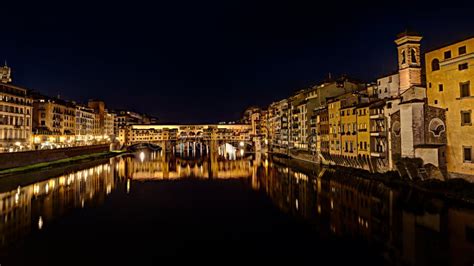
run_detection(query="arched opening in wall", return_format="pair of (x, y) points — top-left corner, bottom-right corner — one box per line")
(411, 48), (417, 63)
(429, 118), (445, 137)
(431, 58), (440, 71)
(392, 121), (401, 137)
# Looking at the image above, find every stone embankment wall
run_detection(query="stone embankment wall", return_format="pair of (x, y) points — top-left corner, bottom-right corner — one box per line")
(0, 144), (110, 170)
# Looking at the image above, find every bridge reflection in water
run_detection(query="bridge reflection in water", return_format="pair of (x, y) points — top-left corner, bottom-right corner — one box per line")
(119, 148), (263, 180)
(0, 151), (472, 265)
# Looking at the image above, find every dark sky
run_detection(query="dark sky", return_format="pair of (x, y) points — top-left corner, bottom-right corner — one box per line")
(2, 1), (474, 123)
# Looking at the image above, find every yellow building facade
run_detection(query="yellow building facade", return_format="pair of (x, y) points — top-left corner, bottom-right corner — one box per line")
(328, 99), (341, 156)
(356, 104), (370, 158)
(340, 106), (357, 158)
(425, 37), (474, 179)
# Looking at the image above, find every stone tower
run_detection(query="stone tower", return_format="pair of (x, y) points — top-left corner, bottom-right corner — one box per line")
(395, 30), (422, 93)
(0, 61), (12, 84)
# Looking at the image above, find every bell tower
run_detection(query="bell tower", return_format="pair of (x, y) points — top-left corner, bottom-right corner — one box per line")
(395, 30), (422, 93)
(0, 61), (12, 84)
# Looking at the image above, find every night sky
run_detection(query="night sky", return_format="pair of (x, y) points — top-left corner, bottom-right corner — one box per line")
(2, 1), (474, 123)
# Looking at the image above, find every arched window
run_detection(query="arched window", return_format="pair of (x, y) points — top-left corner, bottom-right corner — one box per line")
(392, 121), (401, 137)
(411, 48), (417, 64)
(401, 50), (406, 65)
(431, 59), (440, 71)
(429, 118), (445, 137)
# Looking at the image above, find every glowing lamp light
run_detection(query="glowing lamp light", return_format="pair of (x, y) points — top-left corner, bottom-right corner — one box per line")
(38, 216), (43, 230)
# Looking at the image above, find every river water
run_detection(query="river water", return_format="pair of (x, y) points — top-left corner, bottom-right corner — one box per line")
(0, 150), (473, 265)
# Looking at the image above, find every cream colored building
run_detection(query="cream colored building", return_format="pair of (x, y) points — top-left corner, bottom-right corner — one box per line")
(0, 75), (33, 152)
(75, 105), (95, 143)
(425, 36), (474, 180)
(104, 111), (115, 140)
(32, 95), (76, 147)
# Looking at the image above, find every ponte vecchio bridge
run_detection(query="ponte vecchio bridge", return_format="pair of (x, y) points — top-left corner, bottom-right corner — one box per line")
(118, 124), (260, 155)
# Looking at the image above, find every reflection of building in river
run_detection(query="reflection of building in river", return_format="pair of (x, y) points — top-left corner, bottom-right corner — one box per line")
(0, 159), (118, 249)
(117, 151), (256, 180)
(256, 160), (474, 266)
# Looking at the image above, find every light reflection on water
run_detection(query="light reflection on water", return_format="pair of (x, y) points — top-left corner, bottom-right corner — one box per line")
(0, 150), (472, 265)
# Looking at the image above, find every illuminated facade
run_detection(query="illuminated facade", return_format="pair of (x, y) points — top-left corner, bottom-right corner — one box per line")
(0, 82), (33, 152)
(120, 124), (252, 147)
(328, 99), (341, 156)
(104, 112), (115, 140)
(267, 99), (289, 148)
(75, 105), (95, 143)
(425, 37), (474, 180)
(32, 95), (76, 147)
(340, 105), (357, 158)
(355, 103), (370, 158)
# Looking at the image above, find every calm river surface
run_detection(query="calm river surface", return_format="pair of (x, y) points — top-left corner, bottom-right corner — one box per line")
(0, 150), (473, 265)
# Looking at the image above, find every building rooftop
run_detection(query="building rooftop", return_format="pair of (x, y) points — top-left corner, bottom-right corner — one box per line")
(396, 29), (422, 39)
(425, 35), (474, 54)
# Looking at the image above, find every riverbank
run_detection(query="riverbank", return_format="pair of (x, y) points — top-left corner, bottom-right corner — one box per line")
(0, 150), (126, 179)
(270, 153), (474, 207)
(0, 144), (111, 171)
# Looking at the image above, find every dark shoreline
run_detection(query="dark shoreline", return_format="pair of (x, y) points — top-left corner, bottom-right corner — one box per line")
(0, 151), (126, 192)
(270, 153), (474, 207)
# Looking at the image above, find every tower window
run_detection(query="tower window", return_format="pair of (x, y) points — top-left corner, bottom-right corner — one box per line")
(434, 100), (438, 104)
(444, 51), (452, 59)
(439, 84), (443, 92)
(460, 82), (471, 98)
(401, 50), (406, 64)
(388, 76), (392, 83)
(411, 48), (417, 63)
(429, 82), (432, 88)
(459, 63), (468, 70)
(459, 46), (467, 55)
(431, 59), (440, 71)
